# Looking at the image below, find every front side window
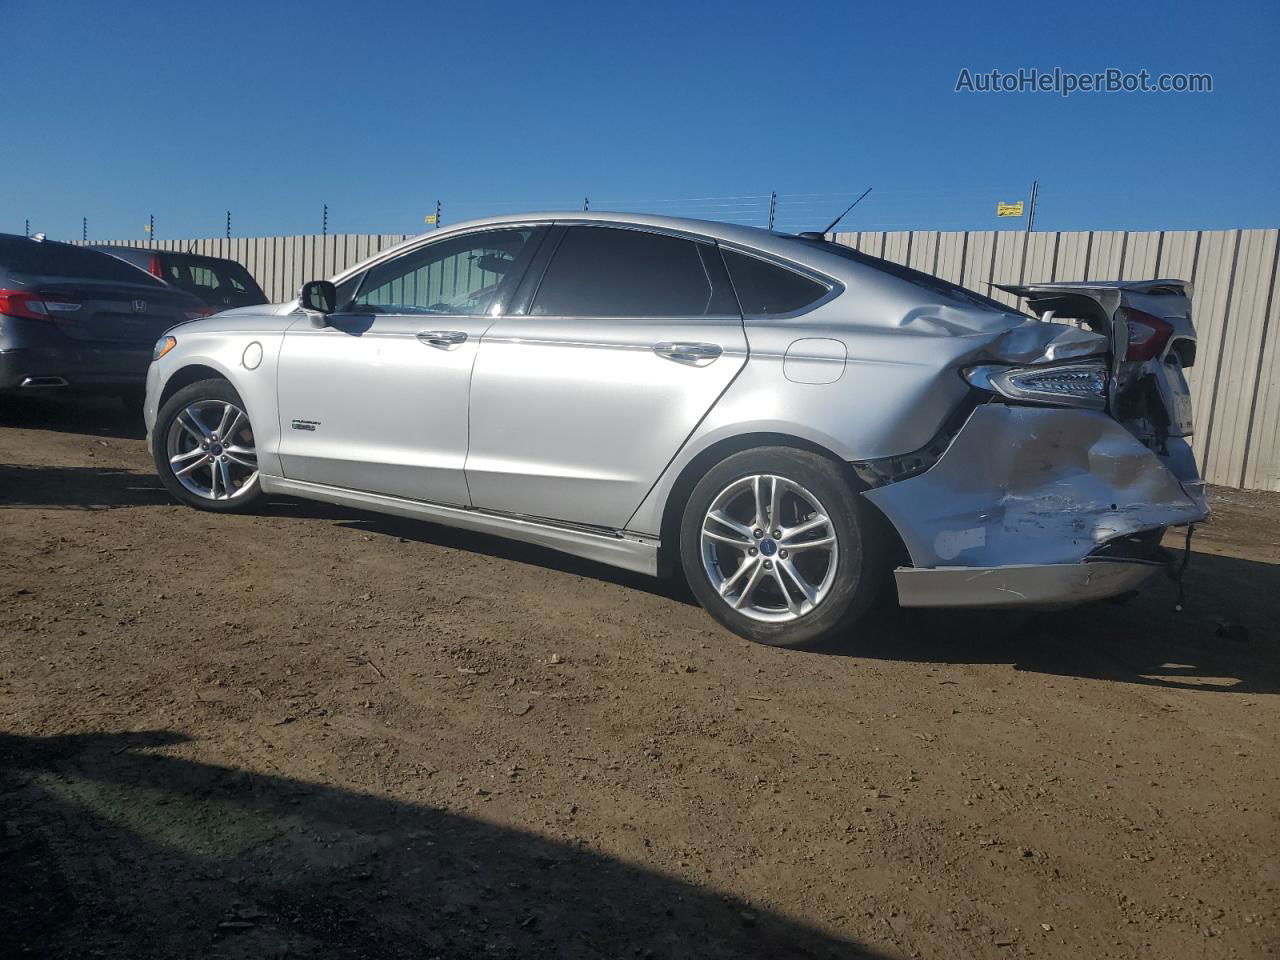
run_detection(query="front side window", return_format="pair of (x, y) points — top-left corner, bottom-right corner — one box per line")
(531, 227), (719, 317)
(721, 248), (829, 316)
(354, 229), (535, 316)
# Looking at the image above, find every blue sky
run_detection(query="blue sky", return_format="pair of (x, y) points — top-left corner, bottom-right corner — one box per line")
(2, 0), (1276, 241)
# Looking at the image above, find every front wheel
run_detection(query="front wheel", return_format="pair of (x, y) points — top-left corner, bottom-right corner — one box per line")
(152, 378), (264, 512)
(679, 447), (886, 648)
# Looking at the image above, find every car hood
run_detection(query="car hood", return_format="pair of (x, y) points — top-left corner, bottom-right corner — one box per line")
(169, 301), (301, 335)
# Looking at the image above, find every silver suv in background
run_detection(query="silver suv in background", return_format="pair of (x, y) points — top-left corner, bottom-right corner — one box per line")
(141, 213), (1208, 648)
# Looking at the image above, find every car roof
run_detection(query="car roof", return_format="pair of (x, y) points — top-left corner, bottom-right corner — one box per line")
(330, 211), (862, 285)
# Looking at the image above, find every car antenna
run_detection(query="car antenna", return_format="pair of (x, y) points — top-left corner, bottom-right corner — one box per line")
(797, 187), (872, 240)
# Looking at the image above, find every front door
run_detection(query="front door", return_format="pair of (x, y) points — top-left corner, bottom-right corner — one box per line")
(276, 227), (543, 505)
(465, 224), (748, 529)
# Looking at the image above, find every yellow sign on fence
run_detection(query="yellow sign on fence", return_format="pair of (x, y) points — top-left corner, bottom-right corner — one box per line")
(996, 201), (1024, 218)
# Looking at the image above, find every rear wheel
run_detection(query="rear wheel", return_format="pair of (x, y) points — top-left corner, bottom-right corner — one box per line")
(152, 378), (263, 512)
(679, 447), (885, 648)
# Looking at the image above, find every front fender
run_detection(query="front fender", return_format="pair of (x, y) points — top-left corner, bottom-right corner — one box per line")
(147, 331), (287, 477)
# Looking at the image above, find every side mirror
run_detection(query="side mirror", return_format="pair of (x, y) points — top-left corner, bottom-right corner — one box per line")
(299, 280), (337, 326)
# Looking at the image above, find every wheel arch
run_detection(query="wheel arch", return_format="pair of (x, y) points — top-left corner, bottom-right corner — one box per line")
(654, 431), (860, 577)
(157, 363), (230, 410)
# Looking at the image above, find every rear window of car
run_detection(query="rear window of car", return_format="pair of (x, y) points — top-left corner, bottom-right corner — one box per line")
(0, 236), (162, 284)
(162, 256), (264, 298)
(721, 249), (829, 316)
(788, 236), (1011, 312)
(531, 226), (718, 317)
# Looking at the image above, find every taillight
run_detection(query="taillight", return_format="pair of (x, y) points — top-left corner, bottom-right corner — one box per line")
(0, 289), (48, 320)
(0, 289), (81, 321)
(964, 359), (1108, 410)
(1119, 307), (1173, 362)
(148, 254), (164, 278)
(182, 307), (216, 320)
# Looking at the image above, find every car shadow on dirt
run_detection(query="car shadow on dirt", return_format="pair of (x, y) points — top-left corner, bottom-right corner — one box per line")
(0, 730), (880, 960)
(0, 393), (145, 440)
(265, 497), (701, 606)
(845, 552), (1280, 695)
(0, 462), (170, 509)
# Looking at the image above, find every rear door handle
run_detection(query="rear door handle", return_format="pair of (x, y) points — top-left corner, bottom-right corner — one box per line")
(417, 330), (468, 349)
(653, 341), (723, 366)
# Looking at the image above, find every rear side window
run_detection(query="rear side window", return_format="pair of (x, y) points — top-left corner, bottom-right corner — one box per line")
(163, 256), (263, 298)
(721, 249), (828, 316)
(531, 227), (720, 317)
(0, 237), (162, 285)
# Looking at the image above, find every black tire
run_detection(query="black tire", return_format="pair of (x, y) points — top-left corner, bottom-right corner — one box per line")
(679, 446), (886, 648)
(152, 378), (264, 513)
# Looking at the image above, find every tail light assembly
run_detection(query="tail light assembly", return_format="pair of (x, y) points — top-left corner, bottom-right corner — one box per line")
(1118, 307), (1174, 362)
(0, 289), (82, 321)
(964, 359), (1108, 410)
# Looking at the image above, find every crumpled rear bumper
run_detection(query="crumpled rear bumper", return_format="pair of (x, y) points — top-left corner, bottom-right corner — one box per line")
(863, 404), (1208, 608)
(893, 559), (1163, 608)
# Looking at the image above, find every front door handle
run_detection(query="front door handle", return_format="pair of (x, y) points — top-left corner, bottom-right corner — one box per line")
(653, 341), (723, 366)
(417, 330), (467, 349)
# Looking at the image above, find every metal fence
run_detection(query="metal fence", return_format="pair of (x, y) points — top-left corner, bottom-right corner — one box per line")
(97, 228), (1280, 493)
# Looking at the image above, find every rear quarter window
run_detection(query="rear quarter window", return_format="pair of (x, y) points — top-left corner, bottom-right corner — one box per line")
(721, 248), (829, 316)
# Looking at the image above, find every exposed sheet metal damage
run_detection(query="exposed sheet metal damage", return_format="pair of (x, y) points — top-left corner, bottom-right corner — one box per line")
(864, 405), (1204, 571)
(860, 278), (1210, 609)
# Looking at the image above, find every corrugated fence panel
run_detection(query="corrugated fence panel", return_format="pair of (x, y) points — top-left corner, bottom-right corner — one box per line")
(908, 231), (938, 275)
(87, 227), (1279, 491)
(934, 232), (965, 285)
(1204, 230), (1277, 487)
(1243, 237), (1280, 491)
(962, 231), (996, 294)
(1185, 230), (1240, 477)
(883, 231), (911, 265)
(988, 232), (1025, 308)
(1088, 231), (1126, 280)
(1054, 231), (1090, 280)
(1124, 231), (1162, 279)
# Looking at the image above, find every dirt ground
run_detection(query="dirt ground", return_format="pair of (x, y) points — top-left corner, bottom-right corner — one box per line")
(0, 394), (1276, 960)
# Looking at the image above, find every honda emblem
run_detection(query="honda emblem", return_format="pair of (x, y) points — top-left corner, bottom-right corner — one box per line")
(132, 299), (147, 313)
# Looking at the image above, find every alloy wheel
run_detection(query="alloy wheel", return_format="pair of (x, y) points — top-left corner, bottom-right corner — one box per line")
(700, 474), (839, 623)
(164, 399), (258, 501)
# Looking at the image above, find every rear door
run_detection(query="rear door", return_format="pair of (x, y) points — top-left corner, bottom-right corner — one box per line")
(465, 224), (747, 529)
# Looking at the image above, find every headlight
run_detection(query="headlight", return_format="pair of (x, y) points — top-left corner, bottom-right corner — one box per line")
(964, 360), (1107, 410)
(153, 335), (177, 361)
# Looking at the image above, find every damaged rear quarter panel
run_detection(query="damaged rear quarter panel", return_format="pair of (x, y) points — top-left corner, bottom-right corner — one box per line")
(863, 404), (1206, 569)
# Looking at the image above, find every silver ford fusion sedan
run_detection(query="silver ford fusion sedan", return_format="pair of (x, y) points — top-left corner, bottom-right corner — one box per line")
(143, 213), (1207, 647)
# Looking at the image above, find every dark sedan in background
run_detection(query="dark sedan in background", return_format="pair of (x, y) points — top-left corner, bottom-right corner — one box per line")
(91, 246), (268, 310)
(0, 234), (212, 405)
